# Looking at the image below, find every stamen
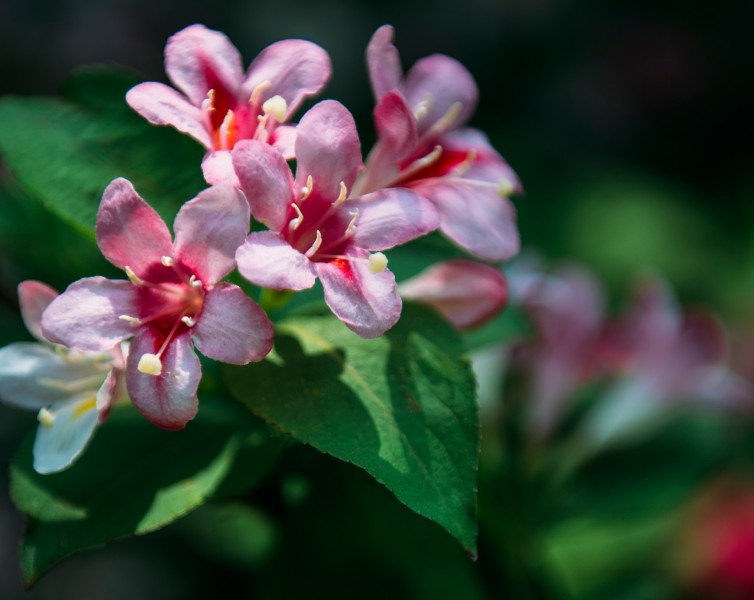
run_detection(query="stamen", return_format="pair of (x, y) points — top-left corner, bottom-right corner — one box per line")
(427, 101), (462, 138)
(189, 275), (203, 289)
(38, 407), (55, 428)
(72, 397), (97, 419)
(345, 209), (359, 236)
(451, 149), (478, 177)
(262, 95), (288, 122)
(161, 256), (173, 267)
(497, 179), (515, 197)
(289, 203), (304, 230)
(119, 315), (141, 326)
(201, 89), (216, 114)
(300, 175), (314, 201)
(368, 252), (389, 274)
(219, 110), (236, 149)
(334, 181), (348, 207)
(413, 94), (433, 121)
(181, 316), (196, 327)
(125, 266), (144, 286)
(249, 80), (272, 107)
(137, 353), (162, 376)
(305, 230), (323, 258)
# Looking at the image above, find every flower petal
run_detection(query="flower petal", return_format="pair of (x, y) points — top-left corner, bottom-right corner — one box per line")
(200, 150), (239, 187)
(0, 343), (107, 408)
(127, 330), (200, 430)
(399, 260), (508, 330)
(422, 181), (520, 261)
(232, 140), (295, 231)
(294, 100), (362, 200)
(243, 39), (332, 116)
(96, 178), (173, 279)
(173, 185), (250, 284)
(316, 248), (401, 338)
(373, 90), (418, 162)
(41, 277), (136, 351)
(366, 25), (403, 100)
(126, 82), (212, 149)
(270, 124), (297, 160)
(346, 188), (439, 251)
(164, 24), (244, 105)
(235, 231), (316, 291)
(33, 395), (101, 474)
(18, 280), (58, 343)
(193, 283), (274, 364)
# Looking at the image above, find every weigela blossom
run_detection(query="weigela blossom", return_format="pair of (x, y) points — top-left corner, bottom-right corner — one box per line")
(353, 25), (521, 262)
(232, 100), (439, 338)
(41, 179), (274, 430)
(0, 281), (126, 473)
(399, 260), (508, 330)
(126, 24), (331, 186)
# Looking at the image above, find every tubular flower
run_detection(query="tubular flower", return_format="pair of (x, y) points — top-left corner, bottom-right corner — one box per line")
(0, 281), (126, 474)
(353, 25), (522, 262)
(399, 260), (508, 330)
(233, 100), (439, 338)
(126, 23), (332, 185)
(41, 179), (274, 430)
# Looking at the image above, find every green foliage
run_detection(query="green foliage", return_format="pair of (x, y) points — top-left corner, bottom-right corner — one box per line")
(224, 303), (480, 555)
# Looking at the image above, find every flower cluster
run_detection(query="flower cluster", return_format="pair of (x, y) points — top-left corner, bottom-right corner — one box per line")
(0, 24), (519, 471)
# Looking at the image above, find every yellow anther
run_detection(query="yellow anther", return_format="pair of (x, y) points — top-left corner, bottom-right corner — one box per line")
(305, 230), (323, 258)
(189, 275), (203, 289)
(345, 209), (359, 236)
(137, 353), (162, 376)
(435, 101), (462, 132)
(181, 316), (196, 327)
(290, 203), (304, 230)
(119, 315), (141, 326)
(413, 94), (433, 121)
(125, 266), (144, 286)
(249, 80), (272, 106)
(334, 181), (348, 206)
(38, 407), (55, 428)
(300, 175), (314, 201)
(161, 256), (173, 267)
(262, 95), (288, 122)
(72, 397), (97, 419)
(202, 89), (216, 113)
(368, 252), (389, 274)
(497, 179), (515, 197)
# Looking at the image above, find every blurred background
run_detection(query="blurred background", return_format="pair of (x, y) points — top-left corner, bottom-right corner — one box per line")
(0, 0), (753, 598)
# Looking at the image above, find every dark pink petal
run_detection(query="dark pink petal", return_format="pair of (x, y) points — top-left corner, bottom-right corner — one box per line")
(96, 178), (173, 279)
(422, 181), (519, 261)
(236, 231), (316, 291)
(201, 150), (239, 187)
(243, 39), (332, 116)
(18, 280), (58, 342)
(402, 55), (478, 135)
(126, 82), (212, 149)
(164, 24), (244, 105)
(316, 248), (401, 338)
(373, 91), (418, 162)
(192, 283), (274, 364)
(399, 260), (508, 330)
(127, 330), (199, 430)
(41, 277), (136, 351)
(294, 100), (363, 200)
(366, 25), (403, 100)
(345, 188), (439, 251)
(232, 140), (295, 230)
(173, 185), (250, 284)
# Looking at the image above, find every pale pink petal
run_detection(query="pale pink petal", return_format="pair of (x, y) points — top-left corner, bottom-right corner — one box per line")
(232, 140), (295, 230)
(235, 231), (316, 291)
(402, 55), (478, 135)
(164, 24), (244, 105)
(399, 260), (508, 330)
(294, 100), (362, 200)
(18, 280), (58, 343)
(95, 367), (119, 420)
(192, 283), (274, 364)
(173, 185), (250, 284)
(316, 249), (401, 338)
(345, 188), (438, 251)
(270, 124), (297, 159)
(243, 39), (332, 116)
(41, 277), (136, 352)
(201, 150), (239, 187)
(373, 91), (418, 161)
(366, 25), (403, 100)
(96, 178), (173, 279)
(421, 181), (520, 261)
(126, 330), (199, 430)
(126, 82), (212, 149)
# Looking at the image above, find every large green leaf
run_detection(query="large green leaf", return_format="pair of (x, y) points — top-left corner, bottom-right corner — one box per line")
(10, 401), (275, 586)
(0, 68), (205, 238)
(224, 303), (480, 555)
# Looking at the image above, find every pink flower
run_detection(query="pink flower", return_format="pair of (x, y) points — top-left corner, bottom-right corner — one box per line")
(41, 179), (274, 430)
(0, 281), (126, 473)
(399, 260), (508, 330)
(353, 25), (521, 262)
(126, 24), (331, 185)
(232, 100), (439, 338)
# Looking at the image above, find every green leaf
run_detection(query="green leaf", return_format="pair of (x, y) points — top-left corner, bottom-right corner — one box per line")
(0, 69), (205, 238)
(9, 402), (274, 586)
(224, 303), (480, 555)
